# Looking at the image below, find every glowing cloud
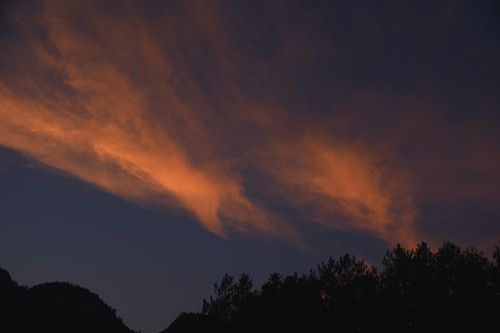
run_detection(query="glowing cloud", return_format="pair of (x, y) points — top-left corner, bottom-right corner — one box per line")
(0, 0), (428, 247)
(256, 133), (416, 245)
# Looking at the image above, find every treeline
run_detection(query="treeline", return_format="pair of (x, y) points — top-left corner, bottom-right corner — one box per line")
(2, 241), (499, 332)
(0, 268), (138, 333)
(164, 242), (500, 332)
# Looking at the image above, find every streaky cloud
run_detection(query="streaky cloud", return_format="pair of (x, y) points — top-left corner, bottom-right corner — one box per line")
(5, 0), (498, 248)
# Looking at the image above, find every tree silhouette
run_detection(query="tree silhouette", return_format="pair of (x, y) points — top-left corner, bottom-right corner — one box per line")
(4, 240), (499, 333)
(164, 241), (500, 333)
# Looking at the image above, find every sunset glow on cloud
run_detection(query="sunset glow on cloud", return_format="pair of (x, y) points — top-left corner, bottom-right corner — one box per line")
(1, 0), (499, 249)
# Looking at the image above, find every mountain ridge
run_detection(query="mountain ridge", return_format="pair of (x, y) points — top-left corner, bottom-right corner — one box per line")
(0, 267), (138, 333)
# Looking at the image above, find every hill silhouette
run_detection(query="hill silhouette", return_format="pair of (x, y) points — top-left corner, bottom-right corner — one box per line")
(0, 268), (137, 333)
(2, 241), (500, 332)
(163, 241), (500, 333)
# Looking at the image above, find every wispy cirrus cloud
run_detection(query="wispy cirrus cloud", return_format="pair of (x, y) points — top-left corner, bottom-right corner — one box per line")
(1, 0), (499, 248)
(0, 0), (301, 244)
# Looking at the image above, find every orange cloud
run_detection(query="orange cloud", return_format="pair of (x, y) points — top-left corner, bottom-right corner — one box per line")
(0, 0), (422, 247)
(0, 0), (298, 243)
(257, 134), (416, 246)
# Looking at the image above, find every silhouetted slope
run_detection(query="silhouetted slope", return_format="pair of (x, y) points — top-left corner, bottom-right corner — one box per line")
(161, 312), (207, 333)
(163, 241), (500, 333)
(0, 268), (137, 333)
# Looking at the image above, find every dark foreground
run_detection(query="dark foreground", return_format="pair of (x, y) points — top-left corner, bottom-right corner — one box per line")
(2, 241), (500, 332)
(164, 241), (500, 333)
(0, 268), (138, 333)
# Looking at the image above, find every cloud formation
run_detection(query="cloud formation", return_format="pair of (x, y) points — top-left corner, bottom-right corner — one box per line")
(1, 0), (499, 248)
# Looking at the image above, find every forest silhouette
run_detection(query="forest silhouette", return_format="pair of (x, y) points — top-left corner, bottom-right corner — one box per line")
(2, 241), (500, 332)
(164, 241), (500, 332)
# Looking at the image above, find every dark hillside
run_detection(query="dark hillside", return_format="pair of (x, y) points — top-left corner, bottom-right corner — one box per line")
(0, 268), (137, 333)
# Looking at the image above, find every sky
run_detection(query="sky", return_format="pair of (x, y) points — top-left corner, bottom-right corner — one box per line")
(1, 0), (499, 332)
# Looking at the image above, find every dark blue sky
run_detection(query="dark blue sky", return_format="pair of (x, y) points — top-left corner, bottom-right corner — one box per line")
(1, 1), (499, 332)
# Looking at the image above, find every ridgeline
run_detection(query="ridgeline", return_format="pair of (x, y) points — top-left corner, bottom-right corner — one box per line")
(2, 241), (500, 332)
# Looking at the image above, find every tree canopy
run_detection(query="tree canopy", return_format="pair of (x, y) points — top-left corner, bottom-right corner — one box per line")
(164, 241), (500, 333)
